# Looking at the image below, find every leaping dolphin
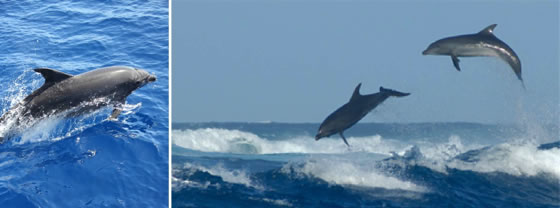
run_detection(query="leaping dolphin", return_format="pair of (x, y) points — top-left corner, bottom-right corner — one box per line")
(422, 24), (523, 86)
(316, 83), (410, 146)
(0, 66), (156, 142)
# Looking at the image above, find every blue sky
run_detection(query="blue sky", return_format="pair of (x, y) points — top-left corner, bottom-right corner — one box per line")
(172, 0), (558, 124)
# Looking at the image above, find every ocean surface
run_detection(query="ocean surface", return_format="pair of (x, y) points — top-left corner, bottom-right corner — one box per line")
(0, 1), (168, 207)
(172, 122), (559, 207)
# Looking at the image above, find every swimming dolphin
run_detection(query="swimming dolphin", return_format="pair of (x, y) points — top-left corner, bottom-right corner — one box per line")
(422, 24), (523, 86)
(315, 83), (410, 146)
(0, 66), (156, 142)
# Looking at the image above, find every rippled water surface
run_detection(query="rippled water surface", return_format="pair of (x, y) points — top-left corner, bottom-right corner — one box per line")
(0, 1), (168, 207)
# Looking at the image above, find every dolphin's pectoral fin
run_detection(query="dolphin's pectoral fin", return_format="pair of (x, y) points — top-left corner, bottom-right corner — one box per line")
(451, 56), (461, 71)
(34, 68), (73, 84)
(109, 98), (127, 120)
(339, 132), (350, 147)
(109, 108), (122, 120)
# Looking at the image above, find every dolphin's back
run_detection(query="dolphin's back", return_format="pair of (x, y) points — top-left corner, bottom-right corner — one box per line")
(319, 102), (362, 134)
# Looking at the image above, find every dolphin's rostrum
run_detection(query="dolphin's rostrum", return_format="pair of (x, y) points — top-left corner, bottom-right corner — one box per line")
(0, 66), (156, 142)
(422, 24), (523, 86)
(316, 83), (410, 146)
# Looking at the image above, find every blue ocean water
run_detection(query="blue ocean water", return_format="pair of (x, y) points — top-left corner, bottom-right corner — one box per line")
(0, 1), (168, 207)
(172, 122), (559, 207)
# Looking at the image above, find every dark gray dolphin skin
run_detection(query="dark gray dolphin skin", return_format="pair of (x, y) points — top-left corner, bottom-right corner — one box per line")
(0, 66), (156, 142)
(422, 24), (523, 86)
(316, 83), (410, 146)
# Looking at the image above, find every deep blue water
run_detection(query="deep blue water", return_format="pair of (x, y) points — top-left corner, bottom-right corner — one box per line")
(0, 1), (168, 207)
(172, 122), (559, 207)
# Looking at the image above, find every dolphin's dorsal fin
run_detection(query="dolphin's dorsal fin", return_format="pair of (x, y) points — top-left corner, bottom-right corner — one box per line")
(478, 24), (497, 35)
(350, 83), (362, 102)
(34, 68), (73, 84)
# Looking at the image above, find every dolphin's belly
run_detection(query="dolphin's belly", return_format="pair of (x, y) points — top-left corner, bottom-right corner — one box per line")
(454, 44), (500, 57)
(27, 96), (112, 118)
(320, 106), (368, 135)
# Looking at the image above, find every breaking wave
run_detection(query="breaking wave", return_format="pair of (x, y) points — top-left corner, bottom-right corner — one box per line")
(173, 128), (560, 179)
(172, 128), (406, 155)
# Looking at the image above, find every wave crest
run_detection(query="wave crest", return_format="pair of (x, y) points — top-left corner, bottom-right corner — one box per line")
(172, 128), (407, 155)
(174, 128), (560, 179)
(282, 158), (427, 192)
(449, 142), (560, 178)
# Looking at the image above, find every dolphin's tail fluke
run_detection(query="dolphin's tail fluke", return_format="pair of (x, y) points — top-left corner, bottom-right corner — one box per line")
(380, 87), (410, 97)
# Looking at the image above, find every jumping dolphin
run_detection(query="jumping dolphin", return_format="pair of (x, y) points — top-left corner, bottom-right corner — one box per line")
(422, 24), (523, 86)
(0, 66), (156, 142)
(315, 83), (410, 146)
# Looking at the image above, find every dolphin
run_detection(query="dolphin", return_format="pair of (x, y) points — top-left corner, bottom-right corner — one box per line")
(315, 83), (410, 146)
(0, 66), (156, 142)
(422, 24), (523, 86)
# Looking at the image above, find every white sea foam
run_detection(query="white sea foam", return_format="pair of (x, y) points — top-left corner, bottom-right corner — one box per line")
(0, 70), (38, 138)
(172, 169), (210, 191)
(395, 135), (485, 173)
(391, 137), (560, 178)
(249, 197), (293, 207)
(18, 115), (65, 144)
(172, 128), (407, 155)
(447, 143), (560, 178)
(418, 135), (467, 160)
(282, 157), (427, 192)
(171, 176), (195, 192)
(174, 128), (560, 180)
(1, 97), (141, 144)
(7, 108), (104, 145)
(178, 163), (262, 190)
